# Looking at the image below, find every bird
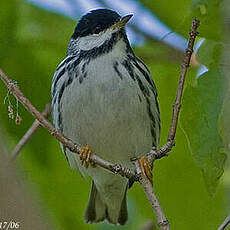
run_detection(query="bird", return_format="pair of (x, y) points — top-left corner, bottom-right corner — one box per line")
(51, 8), (160, 225)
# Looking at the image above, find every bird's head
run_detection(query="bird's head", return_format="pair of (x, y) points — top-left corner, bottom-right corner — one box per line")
(68, 9), (133, 53)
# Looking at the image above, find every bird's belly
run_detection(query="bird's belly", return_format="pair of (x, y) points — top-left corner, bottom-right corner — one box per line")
(60, 74), (153, 170)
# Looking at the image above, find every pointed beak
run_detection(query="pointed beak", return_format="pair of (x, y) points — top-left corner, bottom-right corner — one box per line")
(112, 14), (133, 29)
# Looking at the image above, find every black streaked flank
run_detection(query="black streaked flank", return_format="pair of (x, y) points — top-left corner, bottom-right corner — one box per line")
(127, 53), (160, 131)
(127, 53), (157, 96)
(113, 61), (123, 79)
(135, 75), (150, 97)
(146, 97), (156, 146)
(66, 74), (74, 86)
(83, 72), (87, 78)
(52, 56), (79, 98)
(56, 56), (75, 71)
(122, 59), (136, 81)
(123, 53), (157, 144)
(128, 54), (150, 74)
(79, 76), (83, 84)
(52, 94), (57, 105)
(135, 57), (150, 73)
(58, 110), (63, 131)
(155, 99), (160, 121)
(81, 60), (90, 73)
(57, 82), (66, 131)
(135, 74), (156, 146)
(133, 62), (154, 88)
(135, 59), (160, 125)
(138, 94), (142, 102)
(72, 55), (83, 69)
(52, 68), (65, 97)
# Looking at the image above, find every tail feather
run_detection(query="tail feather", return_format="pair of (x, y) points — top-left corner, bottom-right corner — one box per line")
(84, 181), (106, 223)
(118, 190), (128, 225)
(84, 181), (128, 225)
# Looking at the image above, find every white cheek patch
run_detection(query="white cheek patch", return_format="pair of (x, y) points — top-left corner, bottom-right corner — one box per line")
(77, 28), (117, 51)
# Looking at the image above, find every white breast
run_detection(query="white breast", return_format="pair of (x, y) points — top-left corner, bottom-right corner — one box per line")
(60, 41), (153, 174)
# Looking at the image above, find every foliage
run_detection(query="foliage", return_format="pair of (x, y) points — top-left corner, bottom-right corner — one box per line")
(180, 22), (227, 196)
(0, 0), (229, 229)
(142, 0), (228, 195)
(180, 67), (226, 195)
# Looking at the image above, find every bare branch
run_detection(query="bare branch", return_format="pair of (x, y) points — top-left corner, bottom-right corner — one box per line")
(168, 19), (200, 141)
(148, 19), (200, 163)
(134, 160), (170, 230)
(11, 103), (51, 160)
(217, 215), (230, 230)
(138, 19), (199, 230)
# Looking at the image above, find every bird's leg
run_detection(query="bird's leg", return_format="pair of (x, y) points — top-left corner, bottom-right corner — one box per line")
(80, 146), (93, 168)
(138, 156), (153, 183)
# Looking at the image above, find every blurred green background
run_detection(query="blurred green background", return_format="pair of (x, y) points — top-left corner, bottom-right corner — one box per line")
(0, 0), (229, 229)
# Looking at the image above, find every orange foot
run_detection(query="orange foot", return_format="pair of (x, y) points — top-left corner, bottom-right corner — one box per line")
(80, 146), (93, 168)
(138, 156), (152, 183)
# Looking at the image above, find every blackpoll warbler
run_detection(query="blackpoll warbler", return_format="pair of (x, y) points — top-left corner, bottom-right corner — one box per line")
(51, 9), (160, 225)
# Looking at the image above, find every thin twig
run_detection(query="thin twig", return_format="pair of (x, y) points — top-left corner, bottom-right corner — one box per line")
(148, 19), (200, 163)
(140, 19), (199, 230)
(168, 19), (199, 141)
(11, 103), (51, 160)
(217, 216), (230, 230)
(134, 160), (170, 230)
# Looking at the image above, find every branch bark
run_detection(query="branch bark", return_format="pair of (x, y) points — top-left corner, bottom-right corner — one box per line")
(134, 160), (169, 230)
(11, 103), (51, 160)
(217, 215), (230, 230)
(147, 19), (200, 163)
(0, 19), (200, 230)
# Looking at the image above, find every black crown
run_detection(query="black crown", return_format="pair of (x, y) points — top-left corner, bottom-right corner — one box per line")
(72, 9), (121, 39)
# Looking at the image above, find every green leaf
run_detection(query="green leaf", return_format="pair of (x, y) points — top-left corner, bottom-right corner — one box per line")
(196, 40), (223, 68)
(189, 0), (223, 41)
(180, 67), (226, 195)
(218, 93), (230, 148)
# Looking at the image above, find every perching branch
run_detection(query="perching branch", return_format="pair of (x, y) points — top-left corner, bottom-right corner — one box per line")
(134, 159), (169, 230)
(0, 68), (137, 180)
(0, 19), (200, 230)
(147, 19), (200, 163)
(217, 215), (230, 230)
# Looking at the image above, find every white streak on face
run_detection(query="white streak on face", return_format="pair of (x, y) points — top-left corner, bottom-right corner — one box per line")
(76, 28), (119, 51)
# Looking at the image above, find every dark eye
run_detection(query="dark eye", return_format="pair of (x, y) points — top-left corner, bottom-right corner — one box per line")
(93, 26), (101, 34)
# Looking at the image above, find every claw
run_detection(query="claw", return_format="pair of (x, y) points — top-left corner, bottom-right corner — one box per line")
(138, 156), (152, 183)
(80, 146), (92, 168)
